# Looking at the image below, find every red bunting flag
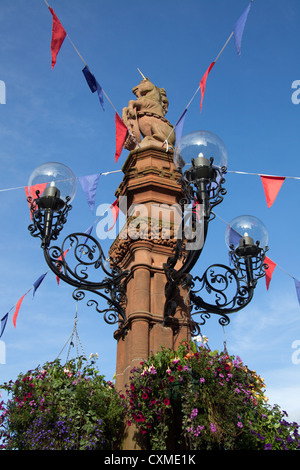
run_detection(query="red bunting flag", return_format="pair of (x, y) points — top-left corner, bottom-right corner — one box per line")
(192, 199), (201, 221)
(25, 183), (48, 219)
(260, 175), (285, 208)
(49, 7), (67, 69)
(264, 256), (276, 290)
(13, 294), (27, 328)
(107, 199), (119, 231)
(200, 62), (215, 111)
(115, 113), (128, 163)
(56, 249), (69, 285)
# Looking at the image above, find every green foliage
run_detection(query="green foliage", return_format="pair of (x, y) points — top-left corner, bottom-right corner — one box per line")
(0, 355), (125, 450)
(124, 340), (300, 450)
(1, 341), (299, 451)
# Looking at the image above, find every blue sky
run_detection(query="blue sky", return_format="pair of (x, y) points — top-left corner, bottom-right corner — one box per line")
(0, 0), (300, 425)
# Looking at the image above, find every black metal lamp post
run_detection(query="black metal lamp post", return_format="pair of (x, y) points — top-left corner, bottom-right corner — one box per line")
(163, 130), (268, 333)
(27, 162), (129, 332)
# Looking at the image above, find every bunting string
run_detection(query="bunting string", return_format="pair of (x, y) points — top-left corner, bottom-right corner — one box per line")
(1, 188), (300, 340)
(213, 211), (300, 292)
(1, 168), (300, 193)
(43, 0), (140, 157)
(43, 1), (253, 162)
(226, 170), (300, 180)
(0, 197), (120, 338)
(163, 1), (253, 148)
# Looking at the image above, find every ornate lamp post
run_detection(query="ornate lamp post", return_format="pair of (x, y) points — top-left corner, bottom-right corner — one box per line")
(27, 162), (129, 330)
(163, 130), (268, 332)
(26, 79), (269, 395)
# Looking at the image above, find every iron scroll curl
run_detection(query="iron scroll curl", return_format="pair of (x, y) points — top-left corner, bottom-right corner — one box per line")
(43, 232), (129, 330)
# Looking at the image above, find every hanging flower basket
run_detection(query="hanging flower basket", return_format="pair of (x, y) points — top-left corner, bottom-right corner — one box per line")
(0, 355), (126, 450)
(124, 340), (300, 451)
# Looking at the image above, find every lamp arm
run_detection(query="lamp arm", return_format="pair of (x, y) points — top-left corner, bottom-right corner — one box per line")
(42, 232), (129, 330)
(188, 264), (255, 326)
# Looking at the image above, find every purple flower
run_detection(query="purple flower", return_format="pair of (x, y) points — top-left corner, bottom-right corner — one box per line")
(210, 423), (217, 433)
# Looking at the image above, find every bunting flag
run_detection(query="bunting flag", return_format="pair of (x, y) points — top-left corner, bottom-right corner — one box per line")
(13, 294), (27, 328)
(0, 313), (8, 339)
(49, 7), (67, 69)
(264, 256), (276, 290)
(82, 66), (105, 110)
(294, 278), (300, 306)
(227, 226), (242, 247)
(175, 109), (187, 144)
(56, 249), (69, 285)
(25, 183), (48, 218)
(233, 1), (252, 56)
(106, 198), (119, 231)
(200, 62), (215, 111)
(192, 199), (201, 221)
(115, 113), (128, 163)
(260, 175), (285, 208)
(83, 224), (93, 239)
(78, 174), (101, 212)
(33, 272), (48, 297)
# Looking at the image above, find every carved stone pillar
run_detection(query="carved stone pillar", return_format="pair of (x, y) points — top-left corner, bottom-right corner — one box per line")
(109, 146), (192, 395)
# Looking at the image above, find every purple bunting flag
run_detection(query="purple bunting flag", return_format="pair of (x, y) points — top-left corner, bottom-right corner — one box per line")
(33, 272), (48, 297)
(233, 1), (252, 56)
(228, 226), (242, 247)
(294, 278), (300, 306)
(175, 109), (187, 144)
(0, 313), (8, 339)
(82, 66), (105, 110)
(78, 174), (101, 212)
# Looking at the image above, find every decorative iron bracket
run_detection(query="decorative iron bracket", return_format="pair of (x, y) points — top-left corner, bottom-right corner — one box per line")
(163, 165), (267, 332)
(27, 194), (129, 333)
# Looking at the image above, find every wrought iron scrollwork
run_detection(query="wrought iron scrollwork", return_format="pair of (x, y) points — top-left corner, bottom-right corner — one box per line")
(27, 188), (129, 332)
(186, 253), (266, 327)
(42, 232), (129, 331)
(27, 193), (72, 248)
(164, 242), (267, 329)
(163, 162), (267, 331)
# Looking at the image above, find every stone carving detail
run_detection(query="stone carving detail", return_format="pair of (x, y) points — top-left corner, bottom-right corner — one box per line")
(109, 218), (181, 264)
(122, 79), (175, 151)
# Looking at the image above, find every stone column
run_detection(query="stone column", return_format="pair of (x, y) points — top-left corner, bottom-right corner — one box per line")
(110, 146), (192, 448)
(111, 146), (191, 391)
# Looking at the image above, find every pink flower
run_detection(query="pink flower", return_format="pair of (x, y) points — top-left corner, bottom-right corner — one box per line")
(210, 423), (217, 433)
(163, 398), (170, 406)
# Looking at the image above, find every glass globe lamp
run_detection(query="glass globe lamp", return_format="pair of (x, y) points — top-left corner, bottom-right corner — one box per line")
(28, 162), (77, 205)
(174, 130), (228, 175)
(225, 215), (268, 257)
